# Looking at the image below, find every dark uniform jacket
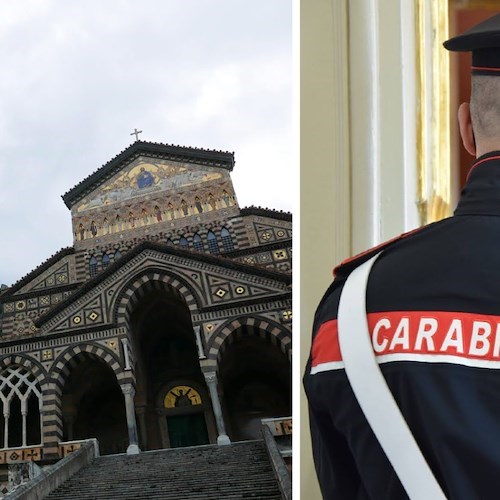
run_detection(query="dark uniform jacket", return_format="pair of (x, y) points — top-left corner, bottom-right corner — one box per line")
(304, 151), (500, 500)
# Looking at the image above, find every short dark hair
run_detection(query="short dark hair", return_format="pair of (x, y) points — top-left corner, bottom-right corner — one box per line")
(470, 75), (500, 140)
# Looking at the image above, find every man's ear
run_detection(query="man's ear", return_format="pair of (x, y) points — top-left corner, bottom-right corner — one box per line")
(458, 102), (477, 156)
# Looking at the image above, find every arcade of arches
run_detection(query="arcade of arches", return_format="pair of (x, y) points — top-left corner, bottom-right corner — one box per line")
(34, 285), (291, 455)
(0, 142), (292, 474)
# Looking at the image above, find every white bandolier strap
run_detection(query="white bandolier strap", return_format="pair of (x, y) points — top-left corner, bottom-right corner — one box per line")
(337, 252), (447, 500)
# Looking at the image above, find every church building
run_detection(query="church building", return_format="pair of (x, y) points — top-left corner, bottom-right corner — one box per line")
(0, 141), (292, 468)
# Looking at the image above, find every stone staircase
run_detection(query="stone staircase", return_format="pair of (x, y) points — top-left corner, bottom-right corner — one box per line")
(44, 440), (283, 499)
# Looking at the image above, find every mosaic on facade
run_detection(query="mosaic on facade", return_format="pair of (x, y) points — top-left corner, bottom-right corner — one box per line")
(0, 143), (291, 492)
(72, 157), (238, 243)
(164, 386), (202, 408)
(74, 157), (227, 213)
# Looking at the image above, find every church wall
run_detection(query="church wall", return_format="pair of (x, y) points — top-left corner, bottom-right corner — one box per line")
(0, 143), (291, 468)
(0, 293), (290, 459)
(0, 291), (290, 462)
(238, 214), (291, 248)
(74, 251), (88, 282)
(71, 156), (239, 250)
(74, 202), (241, 250)
(12, 253), (78, 296)
(226, 213), (292, 271)
(227, 241), (292, 274)
(224, 215), (249, 249)
(80, 220), (243, 281)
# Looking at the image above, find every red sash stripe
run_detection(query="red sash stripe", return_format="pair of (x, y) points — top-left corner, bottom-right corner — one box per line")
(311, 311), (500, 374)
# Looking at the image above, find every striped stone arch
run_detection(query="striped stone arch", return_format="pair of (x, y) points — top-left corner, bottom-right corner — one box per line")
(50, 343), (123, 397)
(113, 268), (200, 327)
(206, 316), (292, 370)
(0, 354), (47, 387)
(41, 343), (127, 457)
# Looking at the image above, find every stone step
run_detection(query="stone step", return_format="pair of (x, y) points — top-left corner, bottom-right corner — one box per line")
(45, 440), (283, 499)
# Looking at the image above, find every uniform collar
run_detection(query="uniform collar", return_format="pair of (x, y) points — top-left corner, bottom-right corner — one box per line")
(454, 151), (500, 216)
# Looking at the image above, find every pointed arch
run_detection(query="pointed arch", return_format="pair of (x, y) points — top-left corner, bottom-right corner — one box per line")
(0, 366), (43, 448)
(193, 233), (204, 252)
(89, 256), (97, 277)
(102, 254), (110, 269)
(221, 227), (234, 252)
(0, 355), (47, 387)
(207, 231), (219, 254)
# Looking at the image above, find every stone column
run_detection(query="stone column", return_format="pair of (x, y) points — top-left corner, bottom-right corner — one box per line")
(21, 405), (27, 447)
(121, 384), (140, 455)
(194, 326), (206, 359)
(204, 372), (230, 445)
(121, 338), (132, 371)
(3, 408), (9, 449)
(41, 382), (64, 459)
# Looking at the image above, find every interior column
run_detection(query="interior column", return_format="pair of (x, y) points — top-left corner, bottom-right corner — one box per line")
(204, 372), (230, 445)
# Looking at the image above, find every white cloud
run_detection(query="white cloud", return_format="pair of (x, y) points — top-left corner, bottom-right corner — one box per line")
(0, 0), (292, 286)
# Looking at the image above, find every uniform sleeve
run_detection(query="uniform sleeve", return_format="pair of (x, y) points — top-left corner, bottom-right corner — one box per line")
(305, 277), (361, 498)
(308, 382), (361, 499)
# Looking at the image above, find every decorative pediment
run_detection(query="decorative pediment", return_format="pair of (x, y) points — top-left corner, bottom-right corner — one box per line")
(51, 294), (106, 333)
(11, 252), (75, 296)
(205, 273), (284, 304)
(69, 151), (240, 246)
(73, 156), (230, 216)
(63, 141), (234, 209)
(37, 247), (290, 335)
(29, 262), (70, 292)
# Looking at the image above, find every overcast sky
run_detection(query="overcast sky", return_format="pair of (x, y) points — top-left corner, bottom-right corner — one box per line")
(0, 0), (292, 286)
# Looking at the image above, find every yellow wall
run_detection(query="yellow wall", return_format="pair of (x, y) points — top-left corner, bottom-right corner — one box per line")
(300, 0), (351, 497)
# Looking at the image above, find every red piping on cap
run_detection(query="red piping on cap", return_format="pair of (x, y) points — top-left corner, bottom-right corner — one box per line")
(471, 66), (500, 72)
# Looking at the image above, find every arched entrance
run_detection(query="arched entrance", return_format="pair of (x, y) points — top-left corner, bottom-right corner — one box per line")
(60, 354), (128, 455)
(218, 326), (291, 441)
(128, 283), (216, 450)
(156, 381), (212, 448)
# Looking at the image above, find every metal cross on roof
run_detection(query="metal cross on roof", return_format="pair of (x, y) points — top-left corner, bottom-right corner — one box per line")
(130, 128), (143, 141)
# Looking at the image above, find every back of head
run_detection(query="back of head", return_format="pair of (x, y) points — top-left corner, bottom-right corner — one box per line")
(445, 14), (500, 153)
(470, 75), (500, 142)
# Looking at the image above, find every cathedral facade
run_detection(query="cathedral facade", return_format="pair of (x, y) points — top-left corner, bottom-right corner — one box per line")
(0, 141), (292, 465)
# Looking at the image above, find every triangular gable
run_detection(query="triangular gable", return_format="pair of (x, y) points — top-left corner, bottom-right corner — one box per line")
(72, 155), (231, 217)
(35, 243), (291, 333)
(2, 248), (75, 297)
(63, 141), (234, 209)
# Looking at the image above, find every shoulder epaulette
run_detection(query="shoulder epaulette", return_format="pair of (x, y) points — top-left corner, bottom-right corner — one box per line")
(333, 226), (425, 278)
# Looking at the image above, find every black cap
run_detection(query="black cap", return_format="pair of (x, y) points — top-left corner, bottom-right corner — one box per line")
(444, 13), (500, 75)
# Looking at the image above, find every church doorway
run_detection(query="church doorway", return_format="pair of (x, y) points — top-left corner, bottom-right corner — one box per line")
(158, 382), (211, 448)
(218, 328), (291, 441)
(167, 414), (208, 447)
(129, 285), (216, 450)
(61, 355), (128, 455)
